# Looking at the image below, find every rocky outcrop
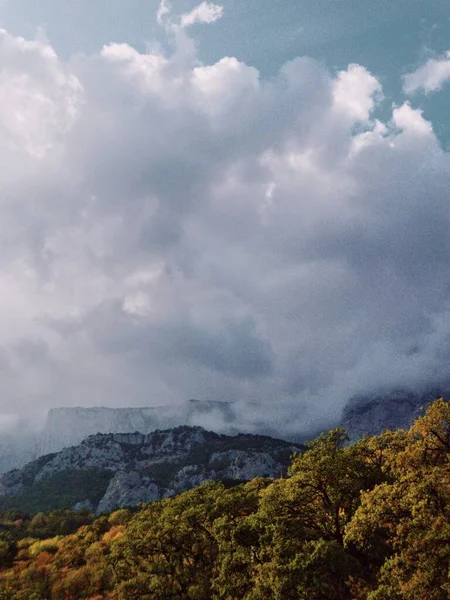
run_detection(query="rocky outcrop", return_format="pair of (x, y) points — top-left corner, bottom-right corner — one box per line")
(0, 426), (302, 514)
(96, 472), (166, 514)
(72, 499), (94, 512)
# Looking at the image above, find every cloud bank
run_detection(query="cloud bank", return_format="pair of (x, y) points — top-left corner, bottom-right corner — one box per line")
(0, 11), (450, 435)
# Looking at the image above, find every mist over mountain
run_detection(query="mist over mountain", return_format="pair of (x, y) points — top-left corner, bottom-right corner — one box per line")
(0, 400), (239, 474)
(0, 420), (40, 474)
(39, 400), (239, 455)
(0, 3), (449, 439)
(341, 386), (450, 440)
(1, 387), (449, 475)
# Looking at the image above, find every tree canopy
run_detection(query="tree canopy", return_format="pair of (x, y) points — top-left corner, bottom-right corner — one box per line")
(1, 398), (450, 599)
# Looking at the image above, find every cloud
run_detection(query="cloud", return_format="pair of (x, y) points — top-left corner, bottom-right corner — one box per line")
(157, 0), (171, 26)
(332, 63), (383, 121)
(392, 102), (433, 136)
(0, 19), (449, 436)
(403, 51), (450, 94)
(0, 28), (82, 158)
(180, 2), (223, 28)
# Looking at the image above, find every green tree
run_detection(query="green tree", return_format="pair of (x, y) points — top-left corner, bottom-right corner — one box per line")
(345, 399), (450, 599)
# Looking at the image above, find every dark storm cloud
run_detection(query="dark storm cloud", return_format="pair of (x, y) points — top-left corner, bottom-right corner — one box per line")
(84, 302), (274, 379)
(0, 14), (449, 435)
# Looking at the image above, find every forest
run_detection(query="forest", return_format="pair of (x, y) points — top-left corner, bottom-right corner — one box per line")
(0, 398), (450, 599)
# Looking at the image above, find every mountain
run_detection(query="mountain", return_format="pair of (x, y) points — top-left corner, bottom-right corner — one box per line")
(1, 388), (449, 476)
(0, 399), (240, 474)
(2, 399), (450, 600)
(0, 425), (302, 514)
(341, 387), (450, 440)
(39, 399), (238, 455)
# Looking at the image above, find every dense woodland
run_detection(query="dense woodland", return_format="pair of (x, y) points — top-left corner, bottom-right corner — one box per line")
(1, 399), (450, 599)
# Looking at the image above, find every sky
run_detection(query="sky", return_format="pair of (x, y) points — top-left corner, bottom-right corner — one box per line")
(0, 0), (450, 435)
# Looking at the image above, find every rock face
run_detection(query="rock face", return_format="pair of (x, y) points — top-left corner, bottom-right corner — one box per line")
(0, 426), (302, 514)
(342, 388), (450, 441)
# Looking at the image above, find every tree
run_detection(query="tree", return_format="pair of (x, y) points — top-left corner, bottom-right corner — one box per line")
(345, 399), (450, 599)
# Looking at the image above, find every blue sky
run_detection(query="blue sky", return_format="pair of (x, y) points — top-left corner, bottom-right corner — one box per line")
(0, 0), (450, 434)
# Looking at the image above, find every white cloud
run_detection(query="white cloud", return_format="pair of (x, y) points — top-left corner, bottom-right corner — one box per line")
(0, 22), (449, 435)
(192, 57), (260, 116)
(157, 0), (171, 26)
(0, 29), (82, 158)
(180, 2), (223, 28)
(403, 51), (450, 94)
(392, 102), (433, 136)
(332, 63), (383, 121)
(123, 291), (153, 316)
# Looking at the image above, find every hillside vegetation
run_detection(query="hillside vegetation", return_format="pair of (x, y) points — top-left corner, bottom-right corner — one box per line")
(1, 399), (450, 599)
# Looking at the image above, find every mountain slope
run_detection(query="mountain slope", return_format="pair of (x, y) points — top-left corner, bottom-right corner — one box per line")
(0, 426), (302, 514)
(342, 387), (450, 440)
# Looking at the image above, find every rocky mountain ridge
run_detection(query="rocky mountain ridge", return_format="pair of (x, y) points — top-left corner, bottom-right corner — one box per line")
(40, 399), (239, 454)
(1, 388), (449, 475)
(0, 399), (241, 474)
(0, 426), (302, 514)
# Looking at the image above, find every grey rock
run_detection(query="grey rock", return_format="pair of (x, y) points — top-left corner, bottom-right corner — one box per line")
(72, 499), (94, 511)
(96, 472), (167, 514)
(0, 425), (302, 514)
(208, 450), (281, 480)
